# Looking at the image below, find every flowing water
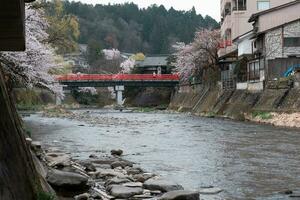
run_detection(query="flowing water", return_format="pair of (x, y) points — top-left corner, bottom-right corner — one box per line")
(24, 109), (300, 199)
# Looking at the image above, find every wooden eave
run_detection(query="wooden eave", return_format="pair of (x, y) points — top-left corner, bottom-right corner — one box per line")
(0, 0), (26, 51)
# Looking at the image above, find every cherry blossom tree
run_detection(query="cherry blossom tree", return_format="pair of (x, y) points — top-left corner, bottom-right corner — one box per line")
(120, 58), (135, 74)
(0, 5), (63, 97)
(192, 29), (220, 70)
(173, 29), (221, 83)
(102, 49), (121, 60)
(78, 87), (98, 95)
(172, 42), (195, 82)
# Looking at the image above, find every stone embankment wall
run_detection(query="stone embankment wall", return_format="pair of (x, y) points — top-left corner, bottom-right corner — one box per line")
(169, 84), (300, 120)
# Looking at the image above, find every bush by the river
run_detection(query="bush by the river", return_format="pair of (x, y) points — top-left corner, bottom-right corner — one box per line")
(14, 88), (55, 110)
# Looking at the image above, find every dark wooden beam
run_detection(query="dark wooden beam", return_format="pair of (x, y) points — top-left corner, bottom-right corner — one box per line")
(0, 0), (25, 51)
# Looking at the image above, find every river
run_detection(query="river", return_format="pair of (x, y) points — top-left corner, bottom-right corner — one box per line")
(23, 109), (300, 199)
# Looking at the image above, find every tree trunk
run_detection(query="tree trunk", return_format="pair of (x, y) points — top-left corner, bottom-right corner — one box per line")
(0, 64), (39, 200)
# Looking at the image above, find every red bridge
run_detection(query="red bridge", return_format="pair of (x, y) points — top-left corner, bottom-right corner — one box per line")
(57, 74), (180, 88)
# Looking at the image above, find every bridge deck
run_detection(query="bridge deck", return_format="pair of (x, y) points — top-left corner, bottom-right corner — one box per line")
(57, 74), (180, 88)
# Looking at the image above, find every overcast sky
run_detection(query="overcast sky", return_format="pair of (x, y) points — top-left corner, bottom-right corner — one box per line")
(75, 0), (220, 21)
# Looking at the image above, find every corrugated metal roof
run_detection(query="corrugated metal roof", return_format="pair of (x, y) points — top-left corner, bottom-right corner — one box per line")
(136, 56), (169, 67)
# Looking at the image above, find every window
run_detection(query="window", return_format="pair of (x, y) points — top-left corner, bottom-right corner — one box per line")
(257, 1), (270, 10)
(232, 0), (247, 11)
(284, 37), (300, 47)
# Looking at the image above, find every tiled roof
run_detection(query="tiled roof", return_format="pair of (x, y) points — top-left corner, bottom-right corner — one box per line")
(136, 56), (170, 67)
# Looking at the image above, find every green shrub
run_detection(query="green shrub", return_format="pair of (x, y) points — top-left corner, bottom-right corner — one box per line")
(37, 191), (55, 200)
(252, 111), (272, 120)
(205, 111), (216, 118)
(25, 129), (32, 137)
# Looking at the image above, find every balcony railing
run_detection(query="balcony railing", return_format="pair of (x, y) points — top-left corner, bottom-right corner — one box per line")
(232, 6), (247, 11)
(218, 40), (233, 48)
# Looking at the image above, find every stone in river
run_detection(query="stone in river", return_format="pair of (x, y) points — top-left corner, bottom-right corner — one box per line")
(89, 154), (98, 159)
(133, 173), (154, 183)
(25, 137), (32, 145)
(123, 182), (143, 187)
(133, 194), (154, 199)
(31, 141), (42, 151)
(150, 190), (162, 195)
(143, 178), (184, 192)
(111, 149), (123, 156)
(78, 160), (97, 172)
(45, 153), (71, 167)
(278, 190), (293, 195)
(126, 167), (143, 175)
(108, 185), (143, 198)
(46, 169), (88, 190)
(111, 160), (133, 169)
(74, 193), (90, 200)
(199, 187), (223, 194)
(105, 177), (131, 186)
(290, 193), (300, 198)
(133, 174), (146, 183)
(95, 168), (128, 179)
(158, 190), (200, 200)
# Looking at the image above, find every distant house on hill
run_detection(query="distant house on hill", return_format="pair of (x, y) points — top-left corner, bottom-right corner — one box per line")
(134, 56), (174, 74)
(64, 44), (90, 73)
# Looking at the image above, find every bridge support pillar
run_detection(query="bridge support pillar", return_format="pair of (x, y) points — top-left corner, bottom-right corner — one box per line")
(55, 94), (62, 106)
(115, 85), (124, 106)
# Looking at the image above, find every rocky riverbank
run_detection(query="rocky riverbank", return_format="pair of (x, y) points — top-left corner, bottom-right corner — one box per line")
(39, 106), (178, 127)
(27, 136), (210, 200)
(246, 112), (300, 128)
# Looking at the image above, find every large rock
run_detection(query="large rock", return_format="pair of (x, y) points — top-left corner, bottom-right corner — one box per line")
(46, 169), (88, 190)
(105, 177), (131, 187)
(111, 149), (123, 156)
(123, 182), (143, 187)
(133, 173), (154, 183)
(74, 193), (90, 200)
(159, 190), (199, 200)
(45, 153), (71, 167)
(94, 168), (129, 180)
(143, 178), (184, 192)
(108, 185), (143, 198)
(78, 160), (96, 172)
(31, 141), (42, 150)
(126, 167), (143, 175)
(111, 160), (133, 169)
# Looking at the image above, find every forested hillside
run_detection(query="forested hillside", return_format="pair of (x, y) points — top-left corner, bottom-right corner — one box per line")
(62, 1), (220, 54)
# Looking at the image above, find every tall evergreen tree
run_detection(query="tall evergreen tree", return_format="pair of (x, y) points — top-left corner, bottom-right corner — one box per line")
(57, 1), (220, 54)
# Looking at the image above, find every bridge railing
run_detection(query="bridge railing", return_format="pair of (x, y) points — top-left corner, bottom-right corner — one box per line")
(56, 74), (180, 81)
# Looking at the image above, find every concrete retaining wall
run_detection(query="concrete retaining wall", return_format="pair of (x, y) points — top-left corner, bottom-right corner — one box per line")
(170, 84), (300, 120)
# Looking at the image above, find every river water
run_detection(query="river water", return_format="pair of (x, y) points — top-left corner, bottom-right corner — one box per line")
(24, 109), (300, 199)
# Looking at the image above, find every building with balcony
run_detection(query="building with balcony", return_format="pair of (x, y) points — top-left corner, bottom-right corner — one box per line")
(219, 0), (295, 90)
(248, 0), (300, 88)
